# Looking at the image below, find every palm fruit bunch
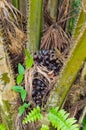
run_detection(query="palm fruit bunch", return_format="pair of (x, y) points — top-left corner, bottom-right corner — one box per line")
(32, 72), (49, 107)
(30, 50), (63, 107)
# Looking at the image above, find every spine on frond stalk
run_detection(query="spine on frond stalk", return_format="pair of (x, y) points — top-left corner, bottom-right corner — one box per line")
(26, 0), (43, 53)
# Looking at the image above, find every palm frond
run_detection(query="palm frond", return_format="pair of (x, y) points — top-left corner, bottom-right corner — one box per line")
(41, 24), (70, 53)
(41, 0), (71, 53)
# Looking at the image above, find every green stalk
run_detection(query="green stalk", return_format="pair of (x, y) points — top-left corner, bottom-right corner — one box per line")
(27, 0), (43, 53)
(73, 8), (86, 39)
(47, 23), (86, 108)
(12, 0), (19, 9)
(47, 0), (58, 22)
(68, 0), (81, 34)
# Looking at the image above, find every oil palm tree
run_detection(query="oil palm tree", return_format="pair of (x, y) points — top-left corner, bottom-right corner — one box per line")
(0, 0), (86, 130)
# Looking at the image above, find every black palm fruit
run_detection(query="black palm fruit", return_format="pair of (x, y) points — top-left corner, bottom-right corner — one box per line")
(32, 50), (63, 106)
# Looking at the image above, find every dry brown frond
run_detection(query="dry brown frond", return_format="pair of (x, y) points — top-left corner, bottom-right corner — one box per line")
(1, 18), (26, 54)
(41, 0), (72, 53)
(0, 0), (26, 31)
(0, 0), (26, 74)
(41, 24), (70, 52)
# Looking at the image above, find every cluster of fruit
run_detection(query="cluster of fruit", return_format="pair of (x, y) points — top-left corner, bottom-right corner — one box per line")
(32, 50), (63, 106)
(33, 50), (63, 76)
(32, 73), (48, 107)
